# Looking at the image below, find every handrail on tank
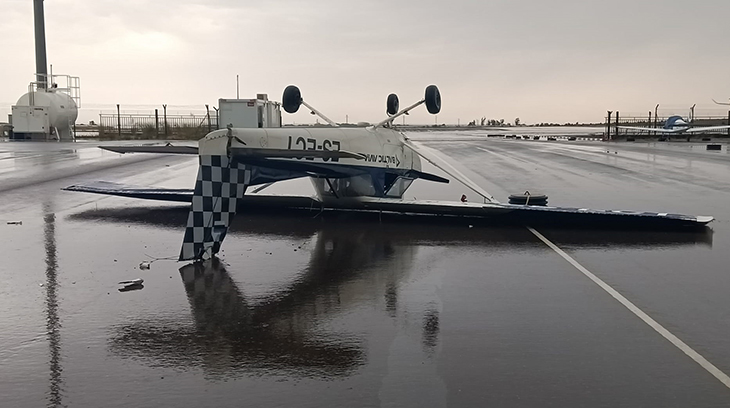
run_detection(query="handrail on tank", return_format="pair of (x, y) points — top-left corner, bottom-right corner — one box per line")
(27, 72), (81, 108)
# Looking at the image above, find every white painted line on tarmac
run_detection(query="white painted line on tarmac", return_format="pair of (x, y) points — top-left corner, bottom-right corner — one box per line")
(527, 226), (730, 389)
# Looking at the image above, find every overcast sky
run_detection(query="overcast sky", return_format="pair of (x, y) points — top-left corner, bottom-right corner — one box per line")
(2, 0), (730, 125)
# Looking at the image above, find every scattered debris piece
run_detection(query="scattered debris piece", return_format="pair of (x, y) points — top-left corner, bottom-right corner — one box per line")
(509, 191), (548, 206)
(119, 278), (144, 285)
(118, 284), (144, 292)
(139, 261), (151, 270)
(7, 221), (22, 225)
(118, 278), (144, 292)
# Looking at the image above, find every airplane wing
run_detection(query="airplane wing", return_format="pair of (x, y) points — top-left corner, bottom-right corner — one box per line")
(98, 143), (372, 179)
(616, 126), (686, 134)
(100, 144), (367, 160)
(63, 184), (713, 229)
(683, 125), (730, 133)
(64, 181), (193, 202)
(101, 144), (372, 168)
(350, 197), (713, 228)
(101, 145), (199, 154)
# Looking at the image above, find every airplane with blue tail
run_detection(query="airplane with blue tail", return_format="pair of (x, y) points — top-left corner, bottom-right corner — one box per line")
(618, 115), (730, 134)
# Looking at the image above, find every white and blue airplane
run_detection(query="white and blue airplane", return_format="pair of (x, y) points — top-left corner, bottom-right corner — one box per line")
(618, 115), (730, 134)
(65, 85), (713, 262)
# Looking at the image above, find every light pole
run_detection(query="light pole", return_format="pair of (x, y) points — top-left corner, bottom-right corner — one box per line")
(688, 104), (696, 142)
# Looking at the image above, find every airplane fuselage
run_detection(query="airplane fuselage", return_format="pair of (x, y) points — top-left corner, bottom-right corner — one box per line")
(199, 126), (422, 199)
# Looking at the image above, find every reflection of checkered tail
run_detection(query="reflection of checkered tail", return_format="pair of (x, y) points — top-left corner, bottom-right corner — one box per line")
(179, 155), (250, 261)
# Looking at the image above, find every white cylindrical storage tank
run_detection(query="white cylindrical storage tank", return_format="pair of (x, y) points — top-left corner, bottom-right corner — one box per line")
(16, 90), (78, 140)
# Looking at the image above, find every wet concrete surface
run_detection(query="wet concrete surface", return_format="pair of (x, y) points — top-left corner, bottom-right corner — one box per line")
(1, 134), (730, 407)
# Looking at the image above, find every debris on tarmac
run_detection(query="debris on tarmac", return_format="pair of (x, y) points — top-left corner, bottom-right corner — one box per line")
(119, 279), (144, 285)
(118, 278), (144, 292)
(7, 221), (22, 225)
(118, 284), (144, 292)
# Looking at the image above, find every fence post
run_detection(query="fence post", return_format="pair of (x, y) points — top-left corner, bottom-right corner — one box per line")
(727, 110), (730, 137)
(614, 111), (620, 140)
(116, 104), (121, 139)
(155, 109), (159, 138)
(606, 111), (612, 140)
(163, 104), (168, 138)
(206, 104), (211, 133)
(213, 107), (219, 130)
(648, 111), (652, 138)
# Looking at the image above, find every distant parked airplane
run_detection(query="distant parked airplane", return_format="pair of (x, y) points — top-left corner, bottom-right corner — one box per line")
(712, 98), (730, 106)
(618, 115), (730, 134)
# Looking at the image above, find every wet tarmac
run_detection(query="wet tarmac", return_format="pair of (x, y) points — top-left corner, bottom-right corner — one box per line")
(1, 134), (730, 407)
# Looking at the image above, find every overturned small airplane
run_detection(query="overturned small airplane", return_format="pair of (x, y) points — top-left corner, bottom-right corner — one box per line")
(65, 85), (713, 261)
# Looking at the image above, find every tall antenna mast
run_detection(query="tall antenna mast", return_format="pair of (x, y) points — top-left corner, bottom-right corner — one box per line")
(33, 0), (48, 90)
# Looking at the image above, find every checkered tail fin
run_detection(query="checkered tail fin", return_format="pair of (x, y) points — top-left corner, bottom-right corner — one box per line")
(179, 155), (250, 261)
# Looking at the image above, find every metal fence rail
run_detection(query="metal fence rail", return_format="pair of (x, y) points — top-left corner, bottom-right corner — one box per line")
(99, 109), (218, 139)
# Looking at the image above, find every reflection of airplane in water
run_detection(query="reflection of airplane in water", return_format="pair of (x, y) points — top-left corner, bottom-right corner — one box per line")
(109, 221), (418, 379)
(104, 209), (711, 378)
